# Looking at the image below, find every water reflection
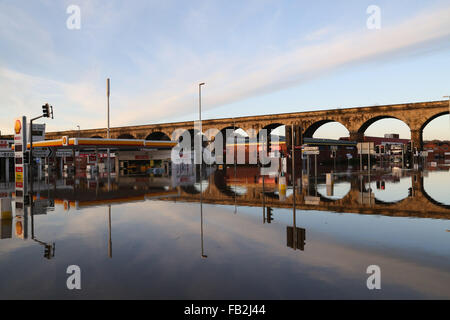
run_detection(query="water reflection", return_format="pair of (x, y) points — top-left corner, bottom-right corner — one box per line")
(0, 164), (449, 299)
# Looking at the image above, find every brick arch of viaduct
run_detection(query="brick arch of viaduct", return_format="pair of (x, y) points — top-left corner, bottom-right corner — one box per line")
(45, 101), (449, 149)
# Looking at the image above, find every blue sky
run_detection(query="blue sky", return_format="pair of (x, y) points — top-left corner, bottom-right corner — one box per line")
(0, 0), (449, 140)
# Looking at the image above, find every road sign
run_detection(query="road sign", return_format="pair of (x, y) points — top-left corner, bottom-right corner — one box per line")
(32, 148), (51, 158)
(0, 140), (10, 149)
(303, 150), (320, 155)
(28, 123), (45, 142)
(357, 142), (375, 155)
(304, 196), (320, 205)
(0, 151), (14, 158)
(56, 149), (73, 157)
(302, 146), (319, 151)
(287, 226), (306, 251)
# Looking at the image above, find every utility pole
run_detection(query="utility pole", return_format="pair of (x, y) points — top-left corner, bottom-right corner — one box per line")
(291, 124), (295, 191)
(107, 78), (111, 175)
(199, 82), (207, 259)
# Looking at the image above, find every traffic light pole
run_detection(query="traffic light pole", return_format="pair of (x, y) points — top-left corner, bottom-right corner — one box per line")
(29, 115), (44, 173)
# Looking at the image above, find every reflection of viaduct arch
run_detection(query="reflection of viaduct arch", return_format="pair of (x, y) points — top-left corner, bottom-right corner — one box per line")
(213, 170), (247, 198)
(421, 176), (450, 210)
(181, 185), (200, 195)
(315, 181), (352, 202)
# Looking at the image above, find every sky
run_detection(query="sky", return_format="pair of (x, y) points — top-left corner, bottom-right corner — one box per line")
(0, 0), (449, 140)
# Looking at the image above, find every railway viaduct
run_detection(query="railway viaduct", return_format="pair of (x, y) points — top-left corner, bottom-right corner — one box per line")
(44, 100), (449, 150)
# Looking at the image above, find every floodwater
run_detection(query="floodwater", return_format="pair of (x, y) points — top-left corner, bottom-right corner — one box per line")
(0, 165), (449, 299)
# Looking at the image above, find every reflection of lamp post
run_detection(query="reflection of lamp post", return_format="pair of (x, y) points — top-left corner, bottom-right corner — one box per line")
(201, 203), (207, 259)
(233, 118), (237, 214)
(108, 204), (112, 258)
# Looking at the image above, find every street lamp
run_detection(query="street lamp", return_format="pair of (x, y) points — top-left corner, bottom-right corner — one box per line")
(107, 78), (111, 175)
(198, 82), (207, 259)
(199, 82), (205, 122)
(77, 125), (80, 137)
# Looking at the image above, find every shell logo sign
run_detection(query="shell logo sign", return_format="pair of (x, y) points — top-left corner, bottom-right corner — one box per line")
(62, 136), (68, 146)
(14, 119), (21, 134)
(63, 200), (70, 211)
(15, 221), (23, 237)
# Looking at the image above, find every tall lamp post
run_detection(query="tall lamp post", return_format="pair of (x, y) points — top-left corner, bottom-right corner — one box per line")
(107, 78), (111, 175)
(198, 82), (207, 259)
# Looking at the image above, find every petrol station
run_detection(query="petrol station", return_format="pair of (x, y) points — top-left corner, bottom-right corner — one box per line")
(22, 136), (177, 177)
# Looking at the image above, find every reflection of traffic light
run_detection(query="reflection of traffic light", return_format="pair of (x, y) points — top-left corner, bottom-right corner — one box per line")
(267, 207), (273, 223)
(381, 181), (385, 190)
(408, 187), (413, 197)
(44, 243), (55, 259)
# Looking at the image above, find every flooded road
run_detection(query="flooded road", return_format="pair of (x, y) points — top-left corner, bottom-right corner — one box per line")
(0, 165), (449, 299)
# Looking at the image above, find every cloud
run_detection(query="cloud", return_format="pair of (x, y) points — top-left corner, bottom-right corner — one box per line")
(1, 3), (450, 134)
(120, 4), (450, 125)
(0, 67), (107, 133)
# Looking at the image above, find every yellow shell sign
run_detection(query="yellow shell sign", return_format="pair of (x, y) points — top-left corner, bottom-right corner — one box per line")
(14, 119), (21, 134)
(15, 172), (23, 183)
(15, 221), (23, 236)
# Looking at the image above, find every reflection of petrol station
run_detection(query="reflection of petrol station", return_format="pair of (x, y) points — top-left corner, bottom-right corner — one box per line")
(0, 197), (12, 239)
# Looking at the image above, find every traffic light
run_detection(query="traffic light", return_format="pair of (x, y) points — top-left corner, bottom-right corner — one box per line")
(42, 103), (49, 117)
(407, 142), (412, 153)
(42, 103), (52, 118)
(267, 207), (274, 223)
(23, 150), (30, 164)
